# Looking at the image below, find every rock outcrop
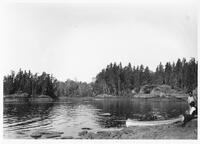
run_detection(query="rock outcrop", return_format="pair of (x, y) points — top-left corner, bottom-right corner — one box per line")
(136, 84), (187, 98)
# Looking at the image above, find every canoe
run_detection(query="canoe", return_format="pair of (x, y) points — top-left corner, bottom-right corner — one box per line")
(126, 115), (183, 127)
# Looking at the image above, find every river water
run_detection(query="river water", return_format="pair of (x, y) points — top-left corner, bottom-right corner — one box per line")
(3, 97), (187, 139)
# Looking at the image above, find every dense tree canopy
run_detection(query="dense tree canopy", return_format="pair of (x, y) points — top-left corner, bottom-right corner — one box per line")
(55, 80), (93, 97)
(3, 70), (93, 98)
(3, 69), (57, 99)
(93, 58), (198, 95)
(3, 58), (198, 98)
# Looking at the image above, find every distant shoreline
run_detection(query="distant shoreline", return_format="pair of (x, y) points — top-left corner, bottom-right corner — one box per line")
(95, 93), (188, 101)
(4, 92), (188, 103)
(3, 93), (54, 103)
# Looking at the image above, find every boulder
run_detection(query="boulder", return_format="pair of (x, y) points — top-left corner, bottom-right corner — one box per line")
(30, 130), (63, 139)
(96, 131), (111, 138)
(61, 136), (74, 139)
(78, 130), (88, 136)
(110, 131), (119, 138)
(85, 132), (96, 139)
(30, 132), (42, 139)
(121, 133), (129, 139)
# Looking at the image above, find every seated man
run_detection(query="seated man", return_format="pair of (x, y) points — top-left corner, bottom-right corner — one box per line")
(182, 101), (197, 126)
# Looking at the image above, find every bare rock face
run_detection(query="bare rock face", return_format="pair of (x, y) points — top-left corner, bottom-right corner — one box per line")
(139, 85), (157, 94)
(138, 84), (187, 98)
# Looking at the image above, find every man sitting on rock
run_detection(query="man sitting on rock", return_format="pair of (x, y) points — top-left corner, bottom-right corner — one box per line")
(181, 101), (197, 127)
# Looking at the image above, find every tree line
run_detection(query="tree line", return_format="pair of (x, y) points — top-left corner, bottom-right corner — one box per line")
(3, 69), (57, 99)
(93, 58), (197, 95)
(3, 58), (197, 98)
(54, 80), (93, 97)
(3, 69), (93, 98)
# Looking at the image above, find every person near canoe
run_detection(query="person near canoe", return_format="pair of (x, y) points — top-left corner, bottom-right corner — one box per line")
(188, 91), (195, 108)
(181, 100), (197, 126)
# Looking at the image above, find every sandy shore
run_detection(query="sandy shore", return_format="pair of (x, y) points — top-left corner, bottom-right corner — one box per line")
(78, 119), (197, 139)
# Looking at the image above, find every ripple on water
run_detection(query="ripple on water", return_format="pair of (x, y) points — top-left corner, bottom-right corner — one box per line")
(4, 98), (188, 139)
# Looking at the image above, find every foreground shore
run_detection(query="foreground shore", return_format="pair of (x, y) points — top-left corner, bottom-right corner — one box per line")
(30, 118), (197, 139)
(78, 119), (197, 139)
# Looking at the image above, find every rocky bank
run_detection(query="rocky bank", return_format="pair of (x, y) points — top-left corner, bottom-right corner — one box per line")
(78, 119), (197, 139)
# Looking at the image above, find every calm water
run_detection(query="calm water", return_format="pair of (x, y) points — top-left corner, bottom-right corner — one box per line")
(3, 97), (187, 139)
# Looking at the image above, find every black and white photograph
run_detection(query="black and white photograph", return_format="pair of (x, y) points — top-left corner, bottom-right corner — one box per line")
(1, 0), (198, 141)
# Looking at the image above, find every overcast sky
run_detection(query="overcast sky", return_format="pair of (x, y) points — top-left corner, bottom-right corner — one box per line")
(2, 2), (197, 82)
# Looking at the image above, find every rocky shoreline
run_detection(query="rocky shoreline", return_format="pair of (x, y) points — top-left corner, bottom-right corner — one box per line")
(30, 119), (197, 139)
(77, 119), (197, 139)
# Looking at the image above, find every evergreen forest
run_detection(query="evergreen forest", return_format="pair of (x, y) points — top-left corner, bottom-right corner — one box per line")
(3, 58), (198, 98)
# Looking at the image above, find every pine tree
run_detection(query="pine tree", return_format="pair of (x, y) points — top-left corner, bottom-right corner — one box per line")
(164, 62), (172, 85)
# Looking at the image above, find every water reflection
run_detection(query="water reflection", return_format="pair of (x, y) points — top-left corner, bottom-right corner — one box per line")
(92, 98), (187, 127)
(4, 102), (54, 139)
(4, 98), (187, 139)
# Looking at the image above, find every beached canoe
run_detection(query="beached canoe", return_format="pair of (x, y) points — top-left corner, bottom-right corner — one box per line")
(126, 115), (183, 127)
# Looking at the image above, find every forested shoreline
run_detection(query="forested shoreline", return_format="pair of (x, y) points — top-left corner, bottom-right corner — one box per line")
(3, 58), (197, 99)
(3, 70), (57, 99)
(93, 58), (197, 96)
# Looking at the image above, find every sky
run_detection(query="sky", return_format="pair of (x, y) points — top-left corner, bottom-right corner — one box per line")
(2, 1), (197, 83)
